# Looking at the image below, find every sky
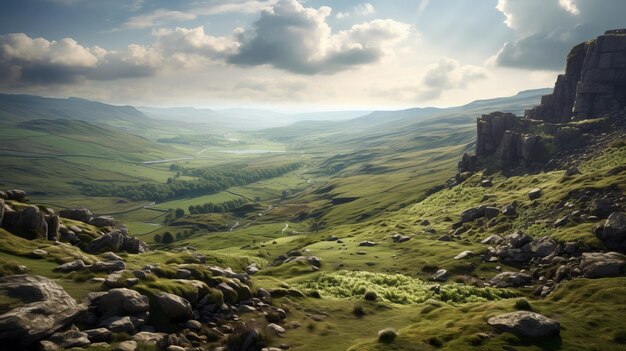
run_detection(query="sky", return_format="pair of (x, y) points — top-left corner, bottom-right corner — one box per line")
(0, 0), (624, 111)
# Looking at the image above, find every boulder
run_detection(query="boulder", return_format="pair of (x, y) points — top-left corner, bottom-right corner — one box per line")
(431, 269), (448, 282)
(83, 328), (112, 343)
(592, 199), (616, 218)
(115, 340), (138, 351)
(484, 207), (501, 219)
(489, 271), (532, 288)
(132, 332), (167, 347)
(41, 328), (90, 350)
(481, 234), (504, 245)
(564, 167), (581, 176)
(0, 275), (86, 349)
(46, 215), (60, 241)
(358, 241), (377, 247)
(488, 311), (560, 338)
(104, 271), (138, 289)
(5, 189), (27, 202)
(528, 188), (543, 200)
(90, 216), (116, 227)
(596, 212), (626, 252)
(98, 316), (135, 334)
(460, 206), (486, 223)
(267, 323), (286, 335)
(506, 231), (533, 249)
(91, 260), (125, 273)
(521, 135), (549, 162)
(580, 252), (626, 278)
(53, 260), (87, 273)
(155, 293), (192, 322)
(58, 208), (93, 223)
(86, 230), (148, 254)
(454, 251), (474, 260)
(97, 288), (149, 318)
(530, 237), (558, 257)
(2, 206), (48, 240)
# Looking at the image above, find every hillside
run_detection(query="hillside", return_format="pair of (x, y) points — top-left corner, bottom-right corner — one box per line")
(0, 30), (625, 351)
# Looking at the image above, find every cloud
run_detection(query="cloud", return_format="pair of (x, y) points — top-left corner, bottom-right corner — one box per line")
(195, 0), (278, 15)
(0, 33), (158, 85)
(123, 10), (197, 29)
(228, 0), (410, 74)
(153, 26), (239, 62)
(418, 58), (487, 99)
(491, 0), (626, 70)
(336, 3), (375, 19)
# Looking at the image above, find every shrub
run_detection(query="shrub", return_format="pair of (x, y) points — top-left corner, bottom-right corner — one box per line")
(514, 298), (532, 311)
(153, 234), (162, 243)
(364, 290), (378, 301)
(427, 336), (443, 347)
(352, 304), (366, 317)
(377, 328), (397, 344)
(226, 324), (269, 351)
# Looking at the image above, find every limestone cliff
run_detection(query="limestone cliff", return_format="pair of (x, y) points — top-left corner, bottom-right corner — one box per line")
(458, 29), (626, 175)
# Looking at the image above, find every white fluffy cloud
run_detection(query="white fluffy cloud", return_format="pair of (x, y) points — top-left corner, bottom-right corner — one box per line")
(228, 0), (410, 74)
(336, 3), (376, 19)
(0, 33), (158, 85)
(491, 0), (626, 70)
(123, 10), (197, 29)
(418, 58), (487, 100)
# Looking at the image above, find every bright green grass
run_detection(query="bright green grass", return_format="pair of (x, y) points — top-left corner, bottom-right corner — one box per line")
(295, 270), (517, 304)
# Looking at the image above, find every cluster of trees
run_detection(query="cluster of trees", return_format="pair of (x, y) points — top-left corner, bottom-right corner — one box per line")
(78, 162), (301, 202)
(154, 229), (194, 243)
(188, 198), (248, 214)
(157, 136), (190, 145)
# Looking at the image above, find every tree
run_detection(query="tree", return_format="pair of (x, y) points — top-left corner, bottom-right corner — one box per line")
(162, 232), (174, 244)
(176, 232), (183, 240)
(175, 208), (185, 218)
(154, 233), (162, 243)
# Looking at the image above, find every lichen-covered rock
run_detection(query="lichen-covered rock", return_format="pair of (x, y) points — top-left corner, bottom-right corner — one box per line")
(90, 216), (116, 227)
(0, 275), (86, 349)
(96, 288), (149, 318)
(489, 271), (532, 288)
(86, 229), (148, 254)
(5, 189), (27, 202)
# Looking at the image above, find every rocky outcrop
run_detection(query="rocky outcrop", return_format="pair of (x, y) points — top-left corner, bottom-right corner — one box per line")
(2, 205), (48, 240)
(525, 29), (626, 121)
(0, 275), (86, 349)
(580, 251), (625, 278)
(457, 30), (626, 174)
(595, 212), (626, 252)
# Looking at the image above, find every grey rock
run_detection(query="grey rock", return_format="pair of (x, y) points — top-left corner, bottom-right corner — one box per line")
(597, 212), (626, 252)
(132, 331), (166, 347)
(58, 208), (93, 223)
(460, 205), (486, 223)
(54, 260), (87, 273)
(580, 252), (626, 278)
(114, 340), (137, 351)
(84, 328), (112, 343)
(155, 293), (192, 322)
(44, 328), (90, 349)
(2, 206), (48, 240)
(99, 315), (135, 334)
(268, 323), (286, 335)
(481, 234), (504, 245)
(5, 189), (27, 202)
(185, 320), (202, 330)
(506, 231), (533, 249)
(97, 288), (149, 318)
(86, 229), (148, 254)
(431, 269), (448, 282)
(100, 251), (124, 261)
(0, 275), (86, 349)
(488, 311), (560, 338)
(90, 216), (116, 227)
(454, 250), (474, 260)
(530, 237), (558, 257)
(358, 241), (377, 247)
(528, 188), (543, 200)
(489, 271), (532, 288)
(91, 260), (125, 273)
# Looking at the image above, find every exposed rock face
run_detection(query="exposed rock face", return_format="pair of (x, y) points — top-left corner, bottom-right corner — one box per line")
(0, 275), (86, 349)
(90, 216), (116, 227)
(488, 311), (560, 338)
(2, 205), (48, 240)
(475, 112), (521, 155)
(0, 199), (5, 224)
(525, 30), (626, 121)
(46, 215), (60, 241)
